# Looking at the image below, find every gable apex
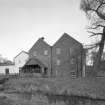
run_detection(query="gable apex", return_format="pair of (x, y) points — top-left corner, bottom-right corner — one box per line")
(53, 33), (83, 46)
(28, 37), (51, 53)
(62, 33), (82, 44)
(14, 51), (29, 59)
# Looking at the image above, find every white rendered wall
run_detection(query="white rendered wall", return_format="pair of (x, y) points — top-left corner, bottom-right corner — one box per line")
(0, 65), (19, 74)
(14, 52), (29, 68)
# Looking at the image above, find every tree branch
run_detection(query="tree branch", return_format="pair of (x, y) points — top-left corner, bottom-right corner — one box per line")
(95, 9), (105, 20)
(96, 1), (105, 11)
(85, 43), (100, 50)
(87, 31), (103, 37)
(87, 25), (105, 29)
(85, 0), (105, 20)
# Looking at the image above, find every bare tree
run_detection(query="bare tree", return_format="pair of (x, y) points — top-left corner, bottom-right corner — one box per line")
(80, 0), (105, 76)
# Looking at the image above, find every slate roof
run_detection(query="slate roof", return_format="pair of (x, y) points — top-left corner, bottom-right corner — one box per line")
(22, 58), (46, 67)
(28, 37), (51, 53)
(53, 33), (83, 47)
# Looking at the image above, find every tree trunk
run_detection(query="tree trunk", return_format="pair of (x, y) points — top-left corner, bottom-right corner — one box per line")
(93, 27), (105, 76)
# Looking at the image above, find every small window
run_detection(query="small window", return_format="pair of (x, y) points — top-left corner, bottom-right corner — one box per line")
(44, 50), (48, 55)
(56, 48), (61, 55)
(70, 58), (75, 64)
(70, 48), (73, 55)
(33, 51), (37, 56)
(56, 59), (61, 65)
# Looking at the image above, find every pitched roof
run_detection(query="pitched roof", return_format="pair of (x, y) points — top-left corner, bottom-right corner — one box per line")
(28, 37), (51, 53)
(53, 33), (83, 47)
(22, 58), (46, 67)
(14, 51), (29, 59)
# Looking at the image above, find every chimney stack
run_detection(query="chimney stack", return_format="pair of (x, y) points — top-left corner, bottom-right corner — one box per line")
(41, 37), (44, 40)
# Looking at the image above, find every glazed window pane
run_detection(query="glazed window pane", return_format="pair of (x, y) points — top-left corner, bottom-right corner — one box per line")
(44, 50), (48, 55)
(33, 51), (37, 56)
(56, 48), (61, 55)
(56, 59), (61, 65)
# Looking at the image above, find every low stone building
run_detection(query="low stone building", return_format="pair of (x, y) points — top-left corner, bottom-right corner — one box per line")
(0, 61), (18, 74)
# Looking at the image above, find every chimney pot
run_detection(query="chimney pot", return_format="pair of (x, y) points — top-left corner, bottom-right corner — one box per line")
(41, 37), (44, 40)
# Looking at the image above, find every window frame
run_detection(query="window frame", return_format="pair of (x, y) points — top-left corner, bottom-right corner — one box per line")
(33, 51), (37, 56)
(56, 48), (61, 55)
(56, 59), (61, 66)
(44, 50), (48, 55)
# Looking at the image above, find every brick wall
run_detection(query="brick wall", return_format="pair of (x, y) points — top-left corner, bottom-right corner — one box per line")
(29, 38), (51, 76)
(52, 33), (83, 78)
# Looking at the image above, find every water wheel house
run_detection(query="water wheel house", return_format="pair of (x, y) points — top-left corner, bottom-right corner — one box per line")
(21, 58), (48, 75)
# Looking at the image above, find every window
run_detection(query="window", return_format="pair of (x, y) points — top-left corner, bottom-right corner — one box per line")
(70, 48), (73, 56)
(44, 50), (48, 55)
(56, 59), (61, 65)
(70, 58), (75, 64)
(56, 48), (61, 55)
(33, 51), (37, 56)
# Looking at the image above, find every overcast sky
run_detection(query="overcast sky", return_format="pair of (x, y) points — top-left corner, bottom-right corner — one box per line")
(0, 0), (90, 60)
